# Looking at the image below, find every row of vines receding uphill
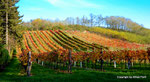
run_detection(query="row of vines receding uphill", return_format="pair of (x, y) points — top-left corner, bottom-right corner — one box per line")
(16, 30), (150, 72)
(66, 30), (149, 50)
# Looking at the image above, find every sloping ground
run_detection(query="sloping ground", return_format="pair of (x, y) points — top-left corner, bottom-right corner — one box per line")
(66, 30), (149, 50)
(18, 30), (149, 55)
(20, 30), (104, 55)
(88, 27), (150, 44)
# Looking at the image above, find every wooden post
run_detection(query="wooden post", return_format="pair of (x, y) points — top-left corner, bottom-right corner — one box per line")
(128, 59), (131, 69)
(86, 59), (89, 68)
(100, 48), (103, 71)
(42, 61), (44, 66)
(83, 61), (85, 68)
(74, 61), (76, 67)
(27, 51), (32, 76)
(80, 62), (82, 68)
(124, 60), (126, 68)
(114, 61), (116, 68)
(106, 60), (109, 66)
(95, 60), (97, 69)
(68, 49), (72, 73)
(38, 60), (40, 64)
(132, 61), (134, 67)
(100, 59), (104, 71)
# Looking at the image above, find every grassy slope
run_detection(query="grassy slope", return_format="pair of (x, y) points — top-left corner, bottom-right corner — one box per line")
(88, 27), (150, 44)
(0, 58), (150, 82)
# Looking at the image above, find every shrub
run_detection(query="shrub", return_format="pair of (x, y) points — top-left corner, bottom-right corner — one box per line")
(0, 44), (10, 69)
(13, 49), (17, 56)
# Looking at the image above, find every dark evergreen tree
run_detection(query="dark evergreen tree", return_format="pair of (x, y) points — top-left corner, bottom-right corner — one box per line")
(0, 0), (22, 51)
(0, 3), (3, 42)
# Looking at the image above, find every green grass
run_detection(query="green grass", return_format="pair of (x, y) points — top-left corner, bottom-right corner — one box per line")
(0, 58), (150, 82)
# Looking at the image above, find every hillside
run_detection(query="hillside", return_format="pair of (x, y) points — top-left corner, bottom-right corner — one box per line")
(13, 30), (150, 82)
(66, 30), (149, 50)
(19, 30), (105, 55)
(18, 30), (149, 55)
(87, 27), (150, 44)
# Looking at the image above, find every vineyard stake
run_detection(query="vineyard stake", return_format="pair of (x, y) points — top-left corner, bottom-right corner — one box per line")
(68, 49), (72, 73)
(100, 59), (104, 71)
(38, 59), (40, 64)
(95, 60), (97, 69)
(114, 61), (116, 68)
(74, 61), (76, 67)
(42, 61), (44, 66)
(100, 48), (103, 71)
(27, 51), (32, 77)
(128, 59), (131, 69)
(132, 62), (134, 67)
(80, 62), (82, 68)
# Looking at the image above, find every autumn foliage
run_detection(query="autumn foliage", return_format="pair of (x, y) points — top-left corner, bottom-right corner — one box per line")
(17, 30), (150, 68)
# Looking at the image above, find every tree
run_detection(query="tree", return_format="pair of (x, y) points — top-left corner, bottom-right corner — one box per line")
(96, 15), (104, 27)
(81, 16), (86, 26)
(65, 17), (75, 25)
(89, 13), (96, 27)
(104, 16), (145, 32)
(0, 0), (22, 52)
(76, 17), (80, 25)
(0, 9), (3, 42)
(31, 18), (43, 30)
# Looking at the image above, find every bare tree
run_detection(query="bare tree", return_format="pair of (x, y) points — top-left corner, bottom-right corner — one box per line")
(76, 17), (80, 25)
(96, 14), (104, 27)
(89, 13), (96, 27)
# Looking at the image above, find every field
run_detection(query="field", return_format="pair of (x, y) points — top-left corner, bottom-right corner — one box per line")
(1, 30), (150, 81)
(16, 30), (149, 69)
(19, 30), (149, 52)
(1, 0), (150, 82)
(0, 58), (150, 82)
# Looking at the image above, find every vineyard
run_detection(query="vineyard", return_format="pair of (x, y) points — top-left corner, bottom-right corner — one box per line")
(19, 30), (105, 53)
(1, 0), (150, 81)
(15, 30), (150, 71)
(67, 30), (148, 50)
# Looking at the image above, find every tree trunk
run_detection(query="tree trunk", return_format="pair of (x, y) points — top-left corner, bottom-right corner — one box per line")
(6, 0), (9, 50)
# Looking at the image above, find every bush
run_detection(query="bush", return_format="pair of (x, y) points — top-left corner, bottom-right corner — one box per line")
(12, 49), (17, 58)
(0, 44), (10, 69)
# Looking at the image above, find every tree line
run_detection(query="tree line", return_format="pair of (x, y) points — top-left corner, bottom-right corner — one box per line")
(23, 13), (150, 38)
(64, 14), (146, 32)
